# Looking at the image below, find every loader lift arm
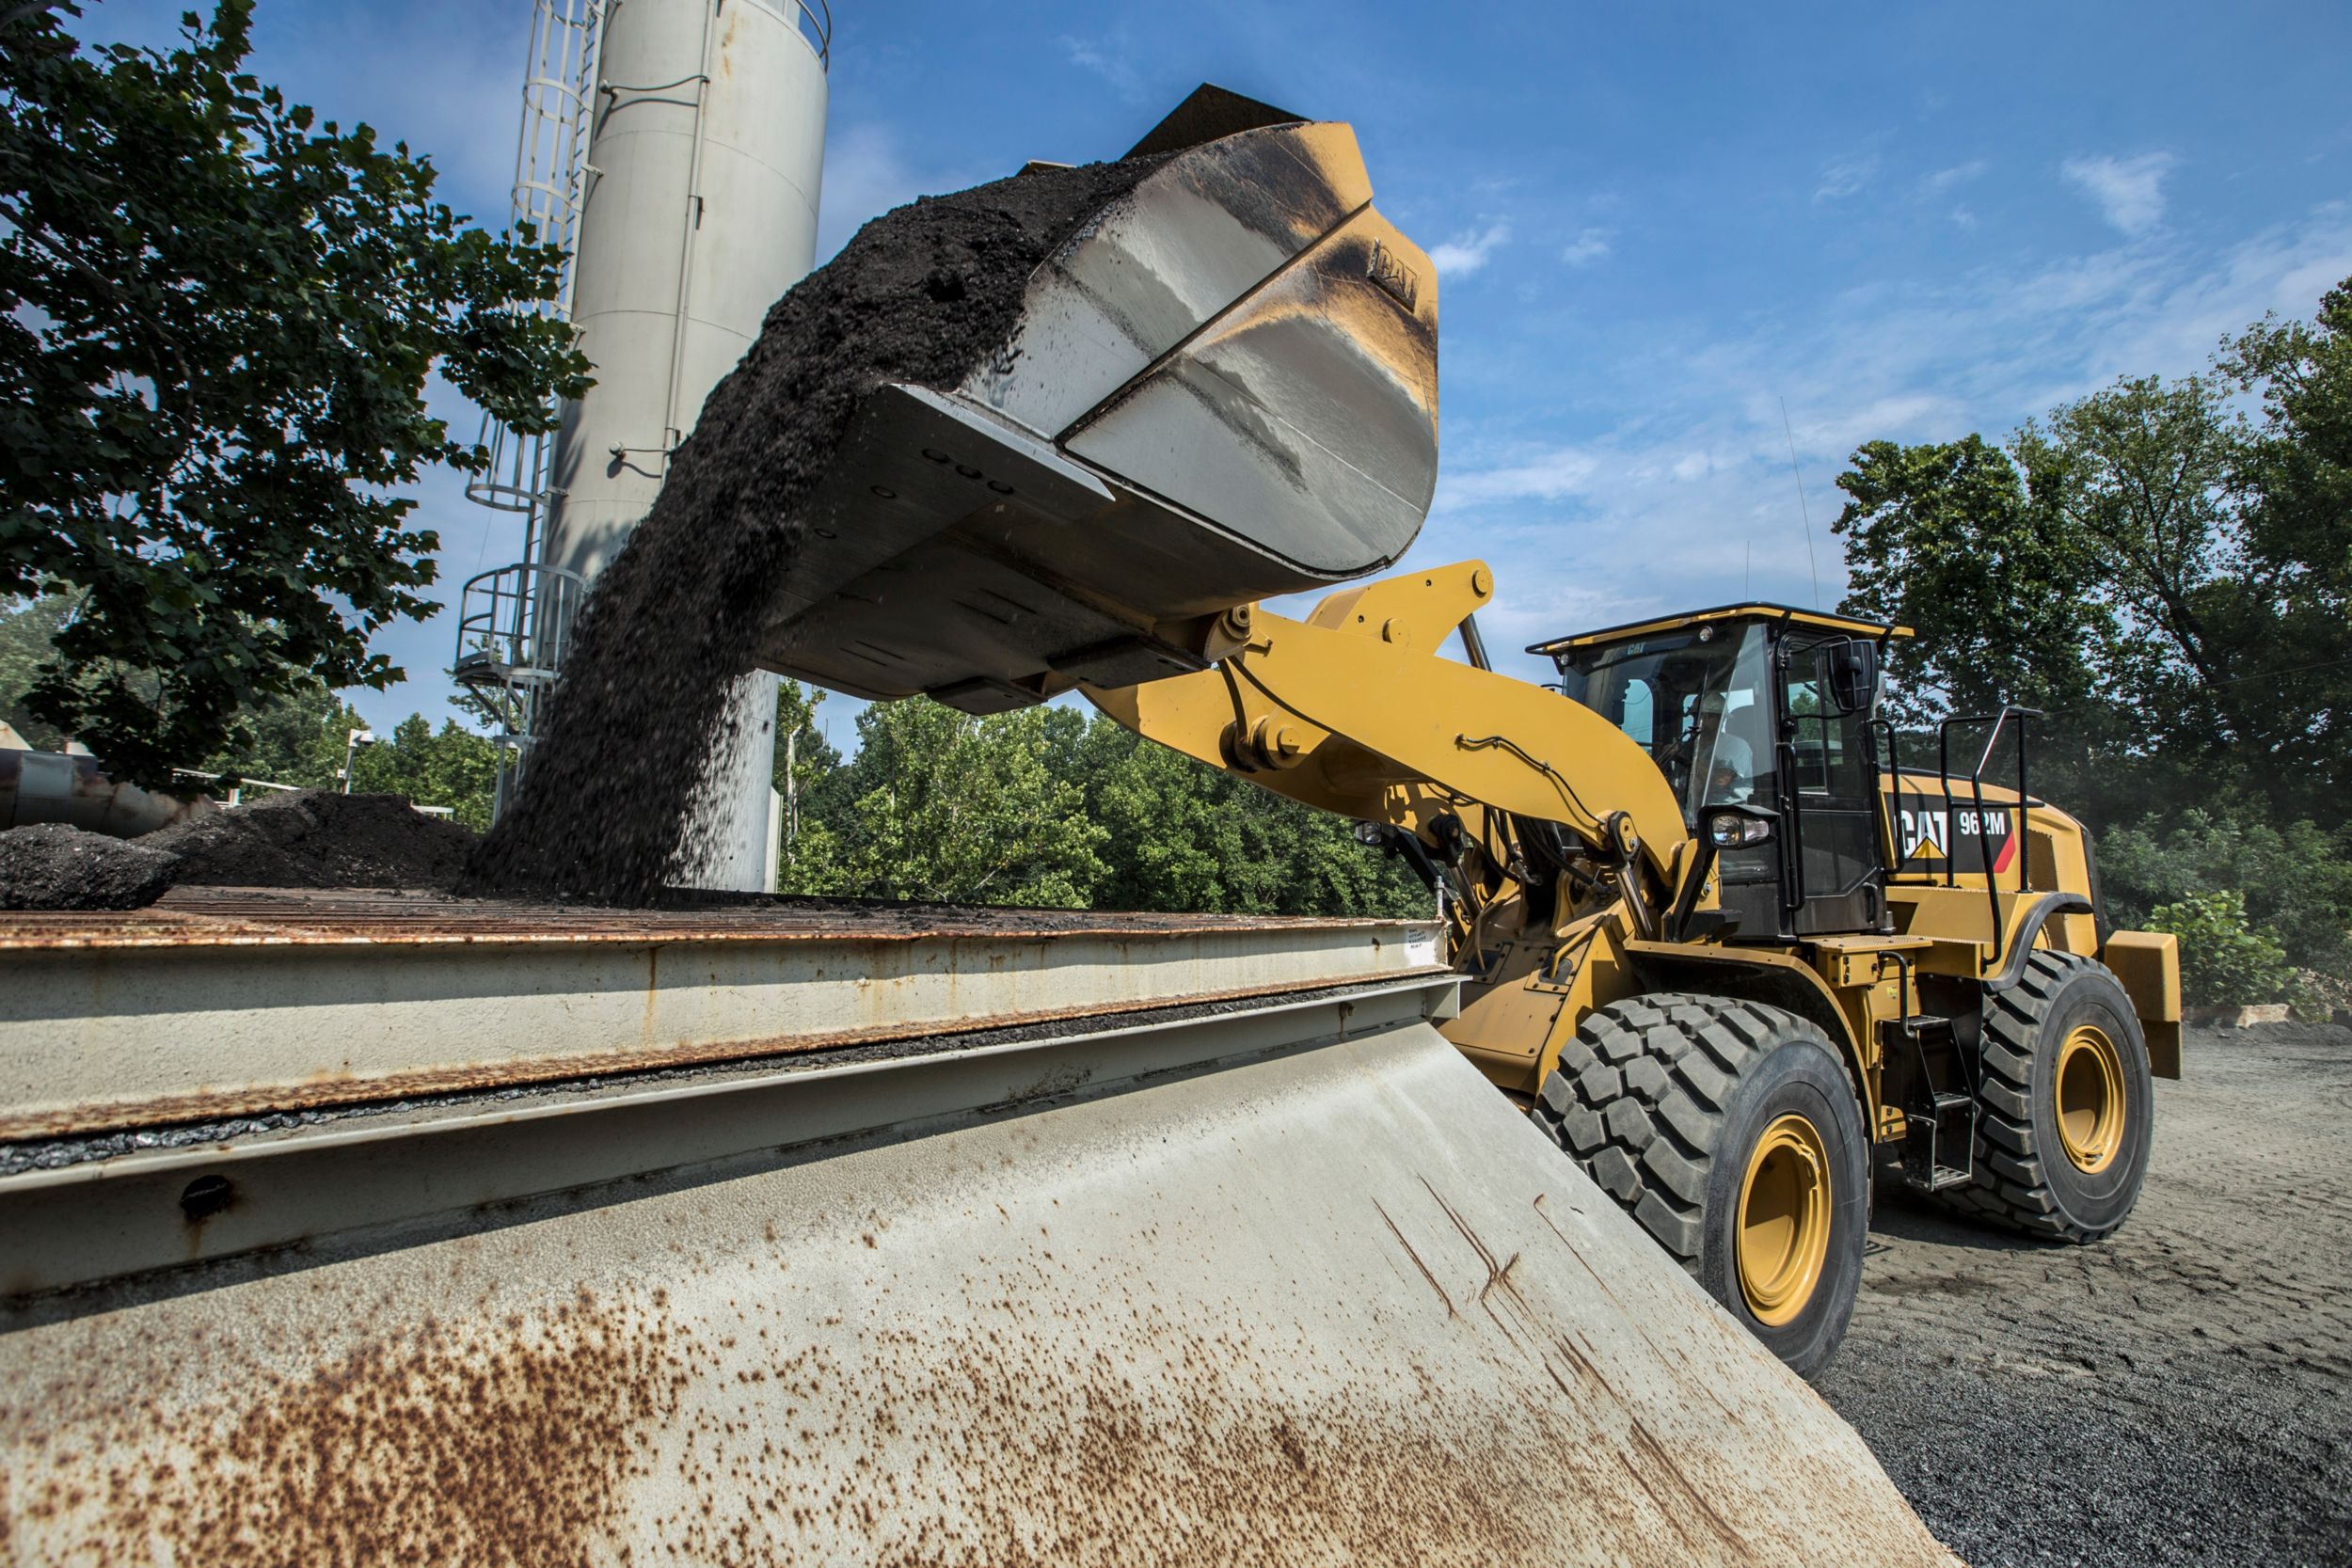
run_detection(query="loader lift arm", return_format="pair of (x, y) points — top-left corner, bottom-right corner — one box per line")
(1086, 560), (1695, 943)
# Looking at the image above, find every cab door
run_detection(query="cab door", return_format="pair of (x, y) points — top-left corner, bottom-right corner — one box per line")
(1778, 637), (1889, 935)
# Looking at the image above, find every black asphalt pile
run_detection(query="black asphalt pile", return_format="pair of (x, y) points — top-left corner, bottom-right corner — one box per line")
(467, 153), (1168, 905)
(143, 790), (476, 890)
(0, 823), (181, 911)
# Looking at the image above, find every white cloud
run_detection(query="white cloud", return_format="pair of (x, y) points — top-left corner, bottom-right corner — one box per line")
(2061, 152), (2179, 235)
(1561, 228), (1615, 266)
(1949, 206), (1979, 231)
(1814, 153), (1880, 203)
(1424, 201), (2352, 657)
(1433, 445), (1597, 510)
(1921, 160), (1987, 197)
(1428, 221), (1512, 279)
(1057, 33), (1147, 103)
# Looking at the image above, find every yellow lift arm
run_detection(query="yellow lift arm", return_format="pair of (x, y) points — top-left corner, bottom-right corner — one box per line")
(1086, 560), (1688, 897)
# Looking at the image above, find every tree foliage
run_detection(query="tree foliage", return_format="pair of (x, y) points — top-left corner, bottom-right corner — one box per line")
(0, 1), (589, 784)
(812, 700), (1107, 908)
(1077, 722), (1430, 916)
(0, 594), (77, 749)
(1836, 276), (2352, 995)
(2144, 890), (2295, 1008)
(1833, 433), (2105, 728)
(755, 687), (1427, 917)
(2220, 282), (2352, 789)
(186, 680), (500, 830)
(1836, 300), (2348, 821)
(2096, 808), (2352, 981)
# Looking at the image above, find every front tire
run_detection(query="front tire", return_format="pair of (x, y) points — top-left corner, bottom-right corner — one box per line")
(1937, 951), (2153, 1241)
(1534, 994), (1868, 1376)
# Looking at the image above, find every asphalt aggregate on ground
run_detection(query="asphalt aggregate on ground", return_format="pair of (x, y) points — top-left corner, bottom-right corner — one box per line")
(1819, 1022), (2352, 1568)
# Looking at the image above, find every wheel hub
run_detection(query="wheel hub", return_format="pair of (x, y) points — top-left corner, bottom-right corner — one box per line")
(1737, 1113), (1831, 1326)
(2054, 1022), (2126, 1173)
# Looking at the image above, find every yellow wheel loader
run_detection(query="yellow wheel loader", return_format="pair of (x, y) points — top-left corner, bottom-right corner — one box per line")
(1087, 572), (2183, 1372)
(752, 89), (2184, 1373)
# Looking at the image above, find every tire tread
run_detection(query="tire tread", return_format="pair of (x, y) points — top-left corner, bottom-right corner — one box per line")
(1531, 993), (1804, 1273)
(1931, 950), (2134, 1243)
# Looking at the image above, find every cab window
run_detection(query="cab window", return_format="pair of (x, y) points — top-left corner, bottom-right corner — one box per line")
(1782, 641), (1869, 801)
(1554, 623), (1775, 828)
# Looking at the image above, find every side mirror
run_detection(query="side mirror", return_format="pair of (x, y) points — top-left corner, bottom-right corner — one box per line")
(1825, 640), (1881, 716)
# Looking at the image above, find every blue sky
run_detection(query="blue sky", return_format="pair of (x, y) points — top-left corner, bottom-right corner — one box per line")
(72, 0), (2352, 731)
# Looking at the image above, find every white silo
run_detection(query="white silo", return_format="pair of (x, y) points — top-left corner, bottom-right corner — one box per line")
(544, 0), (831, 889)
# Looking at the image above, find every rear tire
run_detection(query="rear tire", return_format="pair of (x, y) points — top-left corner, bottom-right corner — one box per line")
(1533, 994), (1867, 1376)
(1937, 951), (2153, 1241)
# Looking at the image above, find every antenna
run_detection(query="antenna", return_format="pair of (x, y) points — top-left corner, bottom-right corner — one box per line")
(1780, 397), (1822, 610)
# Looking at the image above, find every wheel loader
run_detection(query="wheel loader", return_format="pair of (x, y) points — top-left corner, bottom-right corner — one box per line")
(752, 87), (2184, 1374)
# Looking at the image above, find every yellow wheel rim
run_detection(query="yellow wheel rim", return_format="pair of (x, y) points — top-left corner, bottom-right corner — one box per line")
(2054, 1022), (2126, 1174)
(1737, 1114), (1832, 1327)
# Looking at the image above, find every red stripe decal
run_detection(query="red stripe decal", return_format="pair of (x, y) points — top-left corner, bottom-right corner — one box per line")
(1994, 832), (2018, 875)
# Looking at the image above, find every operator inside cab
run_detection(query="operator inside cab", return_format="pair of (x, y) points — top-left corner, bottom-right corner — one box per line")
(1552, 622), (1774, 827)
(1699, 694), (1757, 804)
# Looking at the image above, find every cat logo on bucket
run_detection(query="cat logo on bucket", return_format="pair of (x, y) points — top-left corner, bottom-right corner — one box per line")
(1896, 796), (2017, 875)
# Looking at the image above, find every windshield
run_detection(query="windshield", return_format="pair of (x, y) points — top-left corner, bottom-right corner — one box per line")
(1553, 623), (1774, 828)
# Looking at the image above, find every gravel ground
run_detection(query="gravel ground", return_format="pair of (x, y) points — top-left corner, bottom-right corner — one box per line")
(1820, 1022), (2352, 1568)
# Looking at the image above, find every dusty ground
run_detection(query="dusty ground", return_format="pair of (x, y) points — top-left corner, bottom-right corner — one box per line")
(1820, 1022), (2352, 1568)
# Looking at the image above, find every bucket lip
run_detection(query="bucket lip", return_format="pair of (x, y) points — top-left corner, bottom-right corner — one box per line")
(1123, 84), (1309, 161)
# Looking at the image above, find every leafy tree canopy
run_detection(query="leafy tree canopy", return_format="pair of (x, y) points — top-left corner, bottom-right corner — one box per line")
(757, 687), (1427, 917)
(1833, 432), (2105, 729)
(183, 679), (500, 830)
(1834, 276), (2352, 1000)
(814, 699), (1107, 908)
(1835, 285), (2351, 823)
(0, 1), (589, 785)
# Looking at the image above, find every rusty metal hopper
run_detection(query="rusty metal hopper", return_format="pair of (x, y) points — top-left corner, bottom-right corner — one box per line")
(749, 118), (1439, 714)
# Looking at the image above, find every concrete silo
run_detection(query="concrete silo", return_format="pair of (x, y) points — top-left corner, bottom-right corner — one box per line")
(463, 0), (831, 889)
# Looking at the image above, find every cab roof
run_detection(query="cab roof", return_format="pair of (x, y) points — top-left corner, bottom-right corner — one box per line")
(1526, 602), (1915, 656)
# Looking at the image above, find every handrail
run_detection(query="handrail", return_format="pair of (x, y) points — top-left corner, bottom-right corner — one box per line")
(453, 562), (586, 679)
(1934, 705), (2043, 970)
(747, 0), (833, 67)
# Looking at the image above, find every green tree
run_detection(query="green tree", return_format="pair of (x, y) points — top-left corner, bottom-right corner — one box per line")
(1077, 721), (1430, 917)
(2097, 808), (2352, 981)
(824, 699), (1106, 907)
(191, 683), (499, 828)
(1833, 434), (2108, 727)
(201, 681), (348, 788)
(771, 680), (848, 895)
(0, 594), (78, 749)
(2144, 890), (2295, 1007)
(2013, 375), (2269, 767)
(1834, 353), (2350, 821)
(2220, 283), (2352, 797)
(0, 1), (589, 785)
(347, 713), (500, 831)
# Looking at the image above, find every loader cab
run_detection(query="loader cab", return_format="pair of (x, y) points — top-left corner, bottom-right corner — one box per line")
(1536, 605), (1910, 942)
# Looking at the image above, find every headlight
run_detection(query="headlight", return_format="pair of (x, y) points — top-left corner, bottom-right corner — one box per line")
(1708, 814), (1774, 848)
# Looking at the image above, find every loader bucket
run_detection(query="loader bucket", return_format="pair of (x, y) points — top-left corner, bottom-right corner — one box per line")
(749, 118), (1439, 713)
